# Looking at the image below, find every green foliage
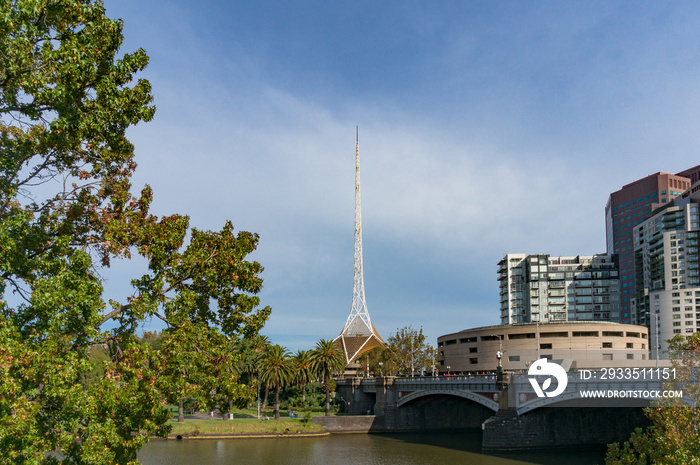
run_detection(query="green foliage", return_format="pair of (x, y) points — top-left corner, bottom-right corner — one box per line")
(360, 326), (436, 377)
(300, 410), (314, 425)
(80, 344), (110, 388)
(138, 331), (162, 350)
(259, 345), (293, 420)
(280, 382), (325, 411)
(310, 339), (345, 416)
(0, 1), (270, 463)
(605, 333), (700, 465)
(291, 349), (313, 407)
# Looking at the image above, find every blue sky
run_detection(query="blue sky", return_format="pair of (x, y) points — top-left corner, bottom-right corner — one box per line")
(101, 1), (700, 351)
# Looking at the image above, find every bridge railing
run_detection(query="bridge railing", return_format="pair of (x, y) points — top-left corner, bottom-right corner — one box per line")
(338, 375), (497, 383)
(337, 375), (498, 393)
(393, 375), (497, 383)
(393, 375), (498, 392)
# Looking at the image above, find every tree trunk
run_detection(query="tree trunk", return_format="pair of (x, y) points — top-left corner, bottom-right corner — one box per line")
(302, 383), (307, 406)
(274, 384), (281, 420)
(222, 398), (232, 420)
(261, 385), (269, 411)
(324, 371), (331, 416)
(178, 398), (184, 423)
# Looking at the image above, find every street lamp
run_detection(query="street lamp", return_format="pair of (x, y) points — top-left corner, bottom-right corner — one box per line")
(491, 334), (504, 368)
(446, 365), (451, 376)
(378, 361), (383, 377)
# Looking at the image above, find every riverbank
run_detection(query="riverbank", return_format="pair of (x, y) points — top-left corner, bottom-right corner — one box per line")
(166, 417), (326, 440)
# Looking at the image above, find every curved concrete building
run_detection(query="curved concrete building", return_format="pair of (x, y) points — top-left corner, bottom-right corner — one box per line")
(437, 321), (650, 373)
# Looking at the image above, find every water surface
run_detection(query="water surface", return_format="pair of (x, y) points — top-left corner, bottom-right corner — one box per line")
(139, 431), (606, 465)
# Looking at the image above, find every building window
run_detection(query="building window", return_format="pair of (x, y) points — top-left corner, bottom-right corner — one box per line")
(627, 354), (634, 360)
(603, 354), (613, 361)
(602, 342), (613, 348)
(508, 355), (520, 362)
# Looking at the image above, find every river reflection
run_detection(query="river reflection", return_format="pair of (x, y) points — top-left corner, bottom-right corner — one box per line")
(138, 431), (606, 465)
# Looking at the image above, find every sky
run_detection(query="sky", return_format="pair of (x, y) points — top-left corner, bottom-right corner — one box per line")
(99, 0), (700, 351)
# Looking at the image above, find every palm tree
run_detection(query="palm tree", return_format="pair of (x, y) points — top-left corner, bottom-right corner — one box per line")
(310, 339), (345, 416)
(292, 350), (313, 407)
(259, 344), (293, 420)
(236, 334), (270, 416)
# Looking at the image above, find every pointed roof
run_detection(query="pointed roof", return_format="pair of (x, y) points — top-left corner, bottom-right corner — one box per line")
(334, 317), (387, 365)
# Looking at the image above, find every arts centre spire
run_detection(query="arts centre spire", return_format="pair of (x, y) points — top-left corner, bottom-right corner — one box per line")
(334, 127), (387, 365)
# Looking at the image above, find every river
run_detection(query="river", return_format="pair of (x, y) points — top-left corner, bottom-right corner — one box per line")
(138, 431), (607, 465)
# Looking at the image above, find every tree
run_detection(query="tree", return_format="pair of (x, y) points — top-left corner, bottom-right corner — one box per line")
(236, 334), (270, 414)
(292, 350), (313, 406)
(606, 333), (700, 464)
(359, 346), (396, 377)
(259, 344), (292, 420)
(310, 339), (345, 416)
(386, 326), (435, 376)
(0, 2), (270, 463)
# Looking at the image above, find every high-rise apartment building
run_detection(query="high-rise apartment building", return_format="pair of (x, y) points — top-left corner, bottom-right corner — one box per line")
(498, 253), (620, 325)
(631, 183), (700, 358)
(605, 172), (692, 322)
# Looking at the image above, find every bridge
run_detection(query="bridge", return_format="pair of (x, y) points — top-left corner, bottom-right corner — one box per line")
(337, 374), (499, 415)
(332, 372), (662, 450)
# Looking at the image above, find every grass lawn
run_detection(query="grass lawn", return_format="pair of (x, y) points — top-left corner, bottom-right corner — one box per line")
(166, 408), (326, 436)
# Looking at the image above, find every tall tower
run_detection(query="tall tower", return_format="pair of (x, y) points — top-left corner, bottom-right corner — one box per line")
(334, 127), (386, 365)
(605, 172), (691, 323)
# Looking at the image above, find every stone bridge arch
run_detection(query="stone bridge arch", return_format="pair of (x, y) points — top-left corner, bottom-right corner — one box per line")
(397, 389), (499, 412)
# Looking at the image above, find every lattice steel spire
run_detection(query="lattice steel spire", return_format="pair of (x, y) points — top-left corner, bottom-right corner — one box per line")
(334, 127), (386, 365)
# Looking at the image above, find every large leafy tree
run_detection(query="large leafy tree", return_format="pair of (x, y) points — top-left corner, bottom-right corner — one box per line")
(605, 333), (700, 465)
(310, 339), (345, 416)
(387, 326), (434, 376)
(157, 324), (254, 422)
(358, 326), (436, 377)
(236, 334), (270, 415)
(0, 1), (270, 463)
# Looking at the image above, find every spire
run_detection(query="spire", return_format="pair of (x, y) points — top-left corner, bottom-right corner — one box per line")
(334, 127), (387, 365)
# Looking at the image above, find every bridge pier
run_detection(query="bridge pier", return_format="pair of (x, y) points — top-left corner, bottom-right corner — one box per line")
(373, 376), (394, 417)
(482, 406), (649, 451)
(337, 377), (377, 415)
